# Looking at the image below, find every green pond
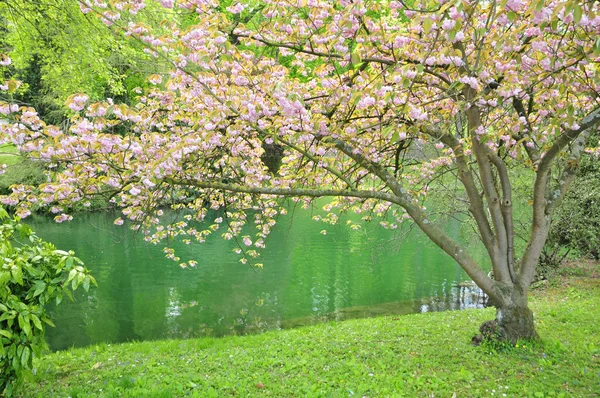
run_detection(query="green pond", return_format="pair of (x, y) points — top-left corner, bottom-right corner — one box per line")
(30, 207), (489, 351)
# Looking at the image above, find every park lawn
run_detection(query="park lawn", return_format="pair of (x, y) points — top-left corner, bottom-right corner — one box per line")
(21, 268), (599, 397)
(0, 144), (20, 166)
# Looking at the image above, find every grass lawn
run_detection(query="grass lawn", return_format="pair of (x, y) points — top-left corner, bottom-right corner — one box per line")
(20, 264), (600, 397)
(0, 144), (21, 167)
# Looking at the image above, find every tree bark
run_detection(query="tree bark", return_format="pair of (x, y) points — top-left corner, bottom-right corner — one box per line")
(476, 284), (539, 344)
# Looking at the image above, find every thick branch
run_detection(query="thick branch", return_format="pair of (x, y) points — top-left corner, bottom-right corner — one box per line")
(465, 98), (510, 283)
(421, 125), (496, 256)
(163, 179), (399, 203)
(520, 107), (600, 286)
(486, 149), (516, 282)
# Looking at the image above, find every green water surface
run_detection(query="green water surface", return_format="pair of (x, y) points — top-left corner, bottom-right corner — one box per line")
(30, 207), (488, 351)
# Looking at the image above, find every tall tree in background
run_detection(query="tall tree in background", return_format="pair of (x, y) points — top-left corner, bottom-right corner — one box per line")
(0, 0), (173, 123)
(1, 0), (600, 342)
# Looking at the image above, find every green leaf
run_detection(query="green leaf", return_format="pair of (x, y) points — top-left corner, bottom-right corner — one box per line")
(42, 316), (55, 328)
(507, 11), (517, 23)
(573, 4), (582, 24)
(0, 271), (10, 286)
(0, 329), (12, 338)
(7, 80), (18, 93)
(33, 281), (46, 297)
(423, 18), (433, 34)
(11, 265), (23, 285)
(535, 0), (545, 12)
(20, 345), (31, 368)
(18, 313), (32, 338)
(564, 1), (574, 14)
(30, 314), (43, 331)
(66, 268), (77, 284)
(0, 311), (15, 322)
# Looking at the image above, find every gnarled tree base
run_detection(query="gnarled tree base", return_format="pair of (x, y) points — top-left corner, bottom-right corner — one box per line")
(472, 305), (539, 345)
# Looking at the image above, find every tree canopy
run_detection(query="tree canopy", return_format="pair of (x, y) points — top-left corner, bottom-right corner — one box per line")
(1, 0), (599, 341)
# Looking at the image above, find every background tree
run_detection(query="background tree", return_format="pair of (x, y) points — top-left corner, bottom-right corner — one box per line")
(0, 0), (174, 124)
(1, 0), (600, 343)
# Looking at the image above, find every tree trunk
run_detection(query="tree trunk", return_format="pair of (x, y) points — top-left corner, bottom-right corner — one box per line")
(494, 304), (538, 343)
(474, 284), (539, 345)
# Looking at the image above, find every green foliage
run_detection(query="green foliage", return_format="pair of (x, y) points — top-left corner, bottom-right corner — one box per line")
(542, 153), (600, 275)
(0, 0), (170, 122)
(0, 207), (95, 396)
(18, 277), (600, 397)
(0, 159), (46, 196)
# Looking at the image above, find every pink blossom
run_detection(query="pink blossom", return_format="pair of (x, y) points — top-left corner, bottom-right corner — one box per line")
(441, 19), (456, 31)
(506, 0), (524, 12)
(55, 214), (73, 223)
(226, 3), (246, 13)
(408, 105), (428, 121)
(357, 96), (376, 109)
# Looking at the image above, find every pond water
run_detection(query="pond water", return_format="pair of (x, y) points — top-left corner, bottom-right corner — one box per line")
(30, 206), (489, 351)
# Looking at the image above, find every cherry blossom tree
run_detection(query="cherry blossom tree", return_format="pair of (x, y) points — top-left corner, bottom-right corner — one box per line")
(1, 0), (600, 342)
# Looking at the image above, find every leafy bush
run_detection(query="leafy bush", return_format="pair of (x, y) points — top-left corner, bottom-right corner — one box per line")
(541, 153), (600, 276)
(0, 207), (95, 396)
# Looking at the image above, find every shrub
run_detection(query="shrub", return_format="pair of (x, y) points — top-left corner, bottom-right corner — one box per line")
(0, 207), (95, 396)
(541, 152), (600, 276)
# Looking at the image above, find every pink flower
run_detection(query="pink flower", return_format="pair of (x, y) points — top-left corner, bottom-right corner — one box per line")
(226, 3), (246, 13)
(441, 19), (456, 31)
(506, 0), (524, 12)
(55, 214), (73, 223)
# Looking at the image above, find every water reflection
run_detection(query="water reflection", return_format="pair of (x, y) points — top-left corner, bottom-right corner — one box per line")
(419, 283), (489, 313)
(29, 209), (489, 351)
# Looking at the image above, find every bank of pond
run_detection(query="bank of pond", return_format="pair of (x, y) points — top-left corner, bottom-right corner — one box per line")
(22, 277), (600, 397)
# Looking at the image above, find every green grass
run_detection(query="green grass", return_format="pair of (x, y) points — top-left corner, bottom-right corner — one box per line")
(20, 271), (600, 397)
(0, 144), (21, 166)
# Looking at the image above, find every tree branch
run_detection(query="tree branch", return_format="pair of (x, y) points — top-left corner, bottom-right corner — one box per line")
(519, 107), (600, 286)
